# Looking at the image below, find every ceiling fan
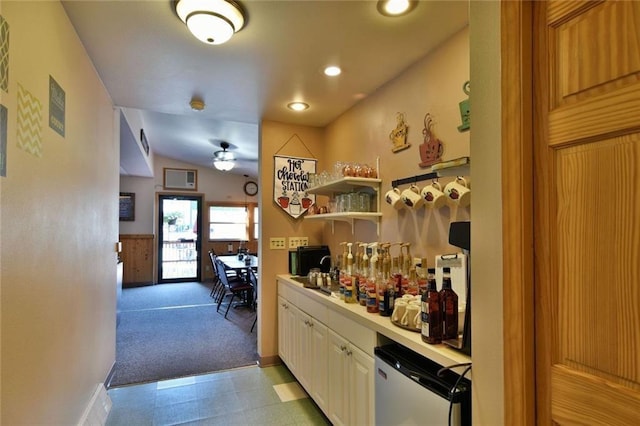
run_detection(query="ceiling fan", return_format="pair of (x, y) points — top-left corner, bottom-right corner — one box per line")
(213, 141), (236, 171)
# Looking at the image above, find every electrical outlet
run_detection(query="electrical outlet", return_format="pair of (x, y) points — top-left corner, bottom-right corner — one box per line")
(289, 237), (300, 249)
(270, 237), (286, 250)
(289, 237), (310, 249)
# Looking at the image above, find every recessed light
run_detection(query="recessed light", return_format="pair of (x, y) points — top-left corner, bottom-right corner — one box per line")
(287, 102), (309, 111)
(324, 66), (342, 77)
(377, 0), (417, 17)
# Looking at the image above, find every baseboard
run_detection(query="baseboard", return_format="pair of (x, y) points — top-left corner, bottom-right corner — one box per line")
(104, 361), (117, 389)
(77, 383), (112, 426)
(257, 355), (282, 367)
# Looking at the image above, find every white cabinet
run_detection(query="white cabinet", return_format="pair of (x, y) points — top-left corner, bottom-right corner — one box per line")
(278, 296), (298, 374)
(279, 295), (330, 414)
(327, 329), (375, 426)
(297, 310), (329, 413)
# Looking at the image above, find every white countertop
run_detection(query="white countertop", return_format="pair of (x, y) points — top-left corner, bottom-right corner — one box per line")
(277, 274), (471, 370)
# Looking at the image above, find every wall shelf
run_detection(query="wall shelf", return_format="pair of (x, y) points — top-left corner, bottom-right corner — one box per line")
(305, 161), (382, 235)
(307, 177), (382, 196)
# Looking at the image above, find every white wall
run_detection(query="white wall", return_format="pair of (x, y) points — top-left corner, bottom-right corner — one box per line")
(119, 154), (255, 236)
(0, 2), (118, 423)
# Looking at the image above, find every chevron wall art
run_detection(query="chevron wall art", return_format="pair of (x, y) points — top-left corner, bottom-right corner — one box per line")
(17, 83), (43, 157)
(0, 15), (8, 93)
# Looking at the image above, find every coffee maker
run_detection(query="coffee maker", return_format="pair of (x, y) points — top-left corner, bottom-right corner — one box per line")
(443, 221), (471, 355)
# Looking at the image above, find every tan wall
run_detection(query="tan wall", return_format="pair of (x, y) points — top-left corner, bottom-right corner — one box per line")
(322, 27), (471, 262)
(0, 2), (118, 424)
(258, 122), (326, 360)
(469, 1), (504, 424)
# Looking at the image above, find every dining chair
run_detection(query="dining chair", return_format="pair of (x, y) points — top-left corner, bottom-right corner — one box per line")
(208, 250), (225, 301)
(248, 268), (258, 332)
(215, 259), (253, 318)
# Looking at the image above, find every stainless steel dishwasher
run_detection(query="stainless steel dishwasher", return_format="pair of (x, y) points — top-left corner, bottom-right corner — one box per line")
(374, 343), (471, 426)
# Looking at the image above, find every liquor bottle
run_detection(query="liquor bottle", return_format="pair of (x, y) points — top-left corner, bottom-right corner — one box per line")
(358, 243), (369, 306)
(366, 257), (380, 313)
(338, 242), (348, 300)
(439, 267), (459, 340)
(417, 258), (429, 295)
(344, 243), (356, 303)
(378, 244), (394, 316)
(421, 268), (442, 344)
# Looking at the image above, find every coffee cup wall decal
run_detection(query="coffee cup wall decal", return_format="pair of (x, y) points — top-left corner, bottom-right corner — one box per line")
(419, 113), (444, 168)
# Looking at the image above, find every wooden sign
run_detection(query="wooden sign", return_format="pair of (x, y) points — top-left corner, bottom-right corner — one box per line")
(273, 155), (316, 219)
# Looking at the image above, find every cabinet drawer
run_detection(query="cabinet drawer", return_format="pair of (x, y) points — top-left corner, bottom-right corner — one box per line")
(277, 281), (298, 304)
(328, 310), (376, 355)
(296, 293), (328, 324)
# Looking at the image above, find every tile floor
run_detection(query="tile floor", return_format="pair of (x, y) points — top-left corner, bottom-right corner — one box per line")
(106, 364), (331, 426)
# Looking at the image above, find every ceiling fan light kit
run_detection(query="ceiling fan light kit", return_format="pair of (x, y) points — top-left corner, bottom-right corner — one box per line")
(176, 0), (245, 45)
(213, 141), (236, 171)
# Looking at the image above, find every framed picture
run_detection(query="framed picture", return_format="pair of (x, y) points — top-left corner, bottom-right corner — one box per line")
(119, 192), (135, 221)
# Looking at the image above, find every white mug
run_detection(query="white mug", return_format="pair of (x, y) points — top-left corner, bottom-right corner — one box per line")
(401, 303), (421, 328)
(421, 181), (446, 209)
(401, 184), (424, 209)
(391, 299), (407, 323)
(385, 188), (404, 210)
(444, 177), (471, 208)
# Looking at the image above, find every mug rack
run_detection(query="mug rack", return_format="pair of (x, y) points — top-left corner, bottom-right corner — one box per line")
(391, 156), (470, 188)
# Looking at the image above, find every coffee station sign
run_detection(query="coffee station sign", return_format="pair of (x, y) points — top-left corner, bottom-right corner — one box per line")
(273, 155), (316, 219)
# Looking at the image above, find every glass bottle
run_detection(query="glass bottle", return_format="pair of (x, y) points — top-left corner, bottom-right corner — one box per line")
(379, 254), (396, 317)
(358, 243), (369, 306)
(366, 259), (380, 313)
(343, 243), (356, 303)
(440, 267), (459, 340)
(421, 268), (442, 344)
(417, 258), (429, 295)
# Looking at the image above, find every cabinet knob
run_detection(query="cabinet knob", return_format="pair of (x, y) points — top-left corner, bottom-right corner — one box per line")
(340, 345), (347, 352)
(346, 350), (352, 356)
(309, 322), (314, 327)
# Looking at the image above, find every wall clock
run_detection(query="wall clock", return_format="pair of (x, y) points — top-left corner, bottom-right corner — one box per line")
(243, 180), (258, 196)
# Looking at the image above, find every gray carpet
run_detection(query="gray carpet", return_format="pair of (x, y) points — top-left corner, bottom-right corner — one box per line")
(110, 282), (258, 387)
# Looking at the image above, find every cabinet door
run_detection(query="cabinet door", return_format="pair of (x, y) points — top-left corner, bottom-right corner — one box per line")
(327, 330), (350, 426)
(310, 319), (329, 414)
(120, 234), (154, 285)
(296, 310), (313, 392)
(349, 344), (375, 426)
(286, 303), (300, 376)
(277, 296), (289, 364)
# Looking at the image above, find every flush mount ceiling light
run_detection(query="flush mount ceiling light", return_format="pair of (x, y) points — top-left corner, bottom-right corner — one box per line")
(377, 0), (417, 17)
(176, 0), (245, 45)
(213, 141), (235, 171)
(287, 102), (309, 112)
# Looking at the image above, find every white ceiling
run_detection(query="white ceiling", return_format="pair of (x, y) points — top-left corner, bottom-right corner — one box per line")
(61, 0), (469, 178)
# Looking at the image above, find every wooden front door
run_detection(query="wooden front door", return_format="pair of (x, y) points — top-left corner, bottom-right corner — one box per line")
(534, 1), (640, 423)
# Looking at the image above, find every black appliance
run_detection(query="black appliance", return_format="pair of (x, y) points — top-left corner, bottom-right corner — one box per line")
(444, 221), (471, 355)
(288, 245), (331, 276)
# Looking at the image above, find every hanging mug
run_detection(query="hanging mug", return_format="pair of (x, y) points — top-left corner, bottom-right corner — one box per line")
(401, 184), (424, 209)
(421, 180), (446, 209)
(385, 188), (404, 210)
(444, 177), (471, 208)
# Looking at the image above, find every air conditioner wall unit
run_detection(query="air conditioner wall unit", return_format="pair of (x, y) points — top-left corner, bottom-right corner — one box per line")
(163, 168), (198, 191)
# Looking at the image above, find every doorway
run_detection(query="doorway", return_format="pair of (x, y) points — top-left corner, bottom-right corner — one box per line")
(158, 194), (203, 283)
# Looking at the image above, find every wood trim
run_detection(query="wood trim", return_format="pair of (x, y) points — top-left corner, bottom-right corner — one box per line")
(533, 1), (554, 424)
(119, 234), (154, 239)
(501, 1), (536, 425)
